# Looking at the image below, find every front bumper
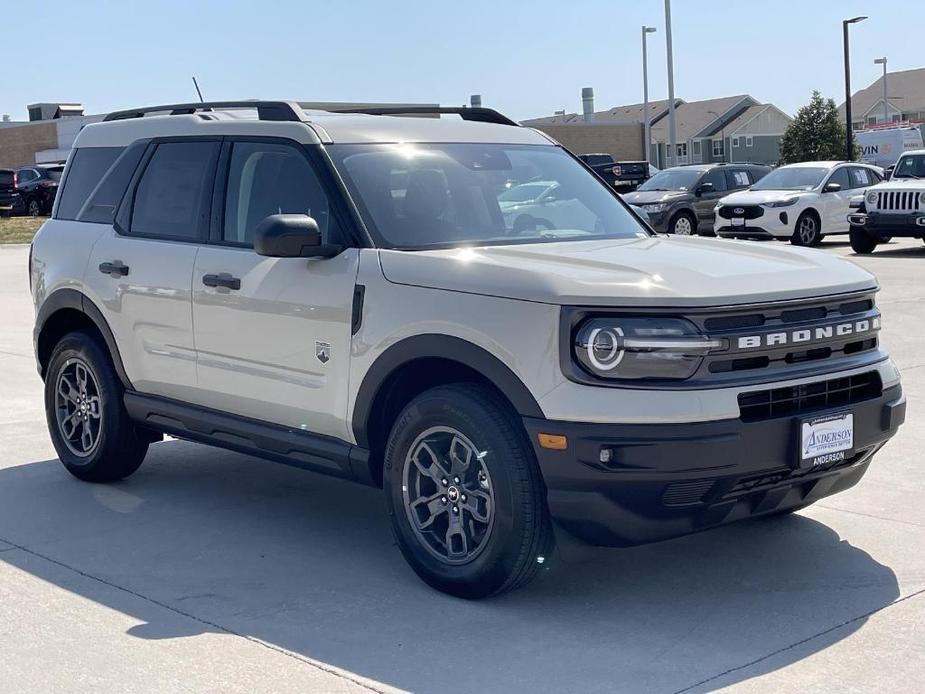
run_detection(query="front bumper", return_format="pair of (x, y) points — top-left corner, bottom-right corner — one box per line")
(524, 384), (904, 546)
(848, 211), (925, 237)
(716, 210), (793, 239)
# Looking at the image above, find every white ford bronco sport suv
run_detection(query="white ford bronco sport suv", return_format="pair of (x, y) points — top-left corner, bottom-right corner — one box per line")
(31, 101), (905, 598)
(848, 149), (925, 253)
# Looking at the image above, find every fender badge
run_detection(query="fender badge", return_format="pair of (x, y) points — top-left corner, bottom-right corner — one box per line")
(315, 341), (331, 364)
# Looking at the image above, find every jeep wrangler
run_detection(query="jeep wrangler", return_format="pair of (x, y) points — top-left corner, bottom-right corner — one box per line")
(31, 101), (904, 598)
(849, 149), (925, 253)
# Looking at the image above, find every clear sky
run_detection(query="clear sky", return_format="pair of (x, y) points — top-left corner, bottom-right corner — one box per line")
(3, 0), (922, 122)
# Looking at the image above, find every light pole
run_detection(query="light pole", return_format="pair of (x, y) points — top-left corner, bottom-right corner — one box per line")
(843, 15), (868, 160)
(707, 109), (725, 162)
(642, 26), (657, 165)
(874, 57), (888, 124)
(664, 0), (677, 167)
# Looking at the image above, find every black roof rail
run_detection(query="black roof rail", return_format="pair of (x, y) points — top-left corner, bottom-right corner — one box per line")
(320, 105), (520, 127)
(103, 100), (305, 123)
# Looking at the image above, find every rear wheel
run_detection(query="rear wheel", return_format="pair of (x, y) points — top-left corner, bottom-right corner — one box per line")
(849, 226), (878, 254)
(26, 197), (42, 217)
(44, 331), (149, 482)
(384, 384), (553, 598)
(791, 211), (822, 246)
(669, 211), (696, 236)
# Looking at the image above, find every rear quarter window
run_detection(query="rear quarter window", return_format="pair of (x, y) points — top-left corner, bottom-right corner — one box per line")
(55, 147), (124, 221)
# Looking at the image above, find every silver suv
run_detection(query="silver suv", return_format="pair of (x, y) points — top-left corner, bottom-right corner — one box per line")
(30, 101), (905, 598)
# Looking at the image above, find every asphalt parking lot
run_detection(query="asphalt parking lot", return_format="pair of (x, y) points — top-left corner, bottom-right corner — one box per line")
(1, 238), (924, 693)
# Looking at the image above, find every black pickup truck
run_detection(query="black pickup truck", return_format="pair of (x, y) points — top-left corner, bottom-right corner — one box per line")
(577, 153), (650, 192)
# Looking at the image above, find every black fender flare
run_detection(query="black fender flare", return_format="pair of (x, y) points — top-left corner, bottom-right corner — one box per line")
(351, 334), (544, 448)
(35, 288), (132, 388)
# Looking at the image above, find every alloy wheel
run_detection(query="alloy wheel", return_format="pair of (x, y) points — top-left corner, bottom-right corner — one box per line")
(798, 216), (818, 245)
(402, 426), (495, 564)
(28, 199), (41, 217)
(54, 358), (103, 457)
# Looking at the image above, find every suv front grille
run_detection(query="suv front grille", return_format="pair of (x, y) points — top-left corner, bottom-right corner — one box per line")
(877, 191), (921, 212)
(737, 371), (882, 422)
(718, 204), (764, 220)
(686, 292), (881, 384)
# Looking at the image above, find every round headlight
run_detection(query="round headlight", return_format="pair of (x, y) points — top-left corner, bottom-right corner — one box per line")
(866, 191), (878, 204)
(587, 327), (625, 371)
(919, 192), (925, 204)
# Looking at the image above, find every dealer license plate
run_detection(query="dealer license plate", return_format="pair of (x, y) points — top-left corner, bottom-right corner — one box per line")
(799, 413), (854, 469)
(731, 217), (745, 227)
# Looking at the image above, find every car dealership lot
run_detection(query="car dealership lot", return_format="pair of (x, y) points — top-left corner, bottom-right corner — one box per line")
(1, 239), (924, 693)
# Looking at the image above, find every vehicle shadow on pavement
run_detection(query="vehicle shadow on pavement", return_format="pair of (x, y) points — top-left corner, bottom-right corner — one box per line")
(0, 439), (900, 694)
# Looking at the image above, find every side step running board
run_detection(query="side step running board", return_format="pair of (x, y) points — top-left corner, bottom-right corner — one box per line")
(124, 391), (373, 485)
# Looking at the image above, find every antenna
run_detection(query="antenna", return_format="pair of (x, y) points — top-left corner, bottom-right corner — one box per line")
(192, 76), (204, 103)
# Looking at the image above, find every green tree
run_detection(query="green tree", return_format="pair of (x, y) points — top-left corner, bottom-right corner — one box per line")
(779, 91), (856, 164)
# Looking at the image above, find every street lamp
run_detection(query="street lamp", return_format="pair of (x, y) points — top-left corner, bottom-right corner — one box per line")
(843, 15), (868, 160)
(642, 26), (657, 166)
(707, 109), (725, 162)
(874, 57), (888, 124)
(664, 0), (677, 167)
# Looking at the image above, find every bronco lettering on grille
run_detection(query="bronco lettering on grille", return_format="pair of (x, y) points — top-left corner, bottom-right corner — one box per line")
(737, 317), (880, 350)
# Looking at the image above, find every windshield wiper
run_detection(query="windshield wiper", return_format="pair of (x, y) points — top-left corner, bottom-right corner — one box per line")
(895, 173), (920, 179)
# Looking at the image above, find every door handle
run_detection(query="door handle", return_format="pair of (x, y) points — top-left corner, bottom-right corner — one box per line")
(202, 272), (241, 290)
(99, 261), (130, 278)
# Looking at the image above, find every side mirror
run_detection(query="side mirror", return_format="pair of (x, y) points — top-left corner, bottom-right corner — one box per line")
(253, 214), (343, 259)
(848, 195), (864, 209)
(823, 182), (842, 193)
(696, 182), (715, 196)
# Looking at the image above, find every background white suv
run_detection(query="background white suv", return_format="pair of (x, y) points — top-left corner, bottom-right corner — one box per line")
(715, 161), (883, 245)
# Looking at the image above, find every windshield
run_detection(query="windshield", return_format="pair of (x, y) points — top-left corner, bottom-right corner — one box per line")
(637, 169), (701, 192)
(327, 143), (648, 249)
(892, 155), (925, 179)
(752, 167), (828, 191)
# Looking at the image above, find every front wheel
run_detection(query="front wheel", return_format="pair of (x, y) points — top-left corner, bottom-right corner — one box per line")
(669, 211), (696, 236)
(849, 226), (878, 254)
(44, 331), (149, 482)
(791, 211), (822, 246)
(26, 198), (42, 217)
(384, 384), (553, 598)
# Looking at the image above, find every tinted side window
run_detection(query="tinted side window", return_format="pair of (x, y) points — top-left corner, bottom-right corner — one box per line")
(701, 168), (727, 192)
(18, 169), (36, 183)
(725, 169), (751, 189)
(222, 141), (337, 245)
(848, 167), (874, 188)
(130, 141), (219, 240)
(76, 143), (146, 224)
(55, 147), (124, 221)
(827, 167), (851, 190)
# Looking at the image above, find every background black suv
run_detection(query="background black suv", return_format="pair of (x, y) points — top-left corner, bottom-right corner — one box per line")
(13, 164), (65, 216)
(0, 169), (15, 216)
(623, 163), (771, 235)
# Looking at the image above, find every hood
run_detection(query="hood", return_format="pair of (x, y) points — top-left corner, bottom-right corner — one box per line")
(378, 236), (876, 307)
(622, 190), (688, 205)
(718, 189), (810, 205)
(870, 179), (925, 190)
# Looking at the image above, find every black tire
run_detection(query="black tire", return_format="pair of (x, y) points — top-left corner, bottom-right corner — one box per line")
(791, 211), (822, 246)
(26, 197), (42, 217)
(849, 226), (878, 254)
(44, 331), (148, 482)
(669, 211), (697, 236)
(383, 383), (553, 598)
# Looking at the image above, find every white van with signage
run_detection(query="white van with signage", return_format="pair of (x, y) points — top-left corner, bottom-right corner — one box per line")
(856, 126), (923, 169)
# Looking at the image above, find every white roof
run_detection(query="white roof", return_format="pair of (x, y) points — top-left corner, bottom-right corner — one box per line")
(779, 160), (845, 169)
(74, 107), (552, 149)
